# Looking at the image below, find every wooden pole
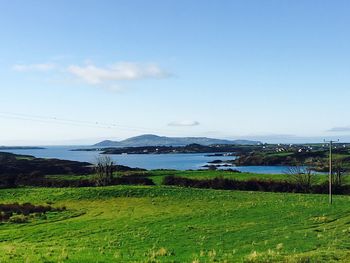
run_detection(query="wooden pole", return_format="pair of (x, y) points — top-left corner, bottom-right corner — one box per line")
(324, 139), (339, 204)
(329, 141), (332, 204)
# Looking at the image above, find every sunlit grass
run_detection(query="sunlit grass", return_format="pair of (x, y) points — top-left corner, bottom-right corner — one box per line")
(1, 185), (350, 262)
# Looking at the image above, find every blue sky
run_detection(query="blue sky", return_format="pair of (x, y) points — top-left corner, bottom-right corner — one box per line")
(1, 0), (350, 145)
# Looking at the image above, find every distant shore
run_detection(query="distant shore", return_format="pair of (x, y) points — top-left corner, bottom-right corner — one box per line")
(0, 146), (45, 150)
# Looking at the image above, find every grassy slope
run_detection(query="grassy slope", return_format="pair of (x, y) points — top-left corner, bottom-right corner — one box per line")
(146, 170), (337, 185)
(147, 170), (290, 185)
(46, 169), (350, 186)
(45, 170), (295, 186)
(1, 186), (350, 262)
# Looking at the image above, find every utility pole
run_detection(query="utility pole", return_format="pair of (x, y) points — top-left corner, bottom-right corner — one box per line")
(324, 139), (339, 204)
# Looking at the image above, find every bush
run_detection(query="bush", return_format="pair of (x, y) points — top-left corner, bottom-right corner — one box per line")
(19, 175), (155, 188)
(93, 156), (115, 186)
(0, 202), (65, 223)
(285, 166), (316, 191)
(9, 214), (28, 223)
(162, 176), (350, 195)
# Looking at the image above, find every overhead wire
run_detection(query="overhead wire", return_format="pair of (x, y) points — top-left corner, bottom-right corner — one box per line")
(0, 111), (178, 134)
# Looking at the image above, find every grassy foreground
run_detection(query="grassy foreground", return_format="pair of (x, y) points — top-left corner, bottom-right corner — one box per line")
(1, 186), (350, 262)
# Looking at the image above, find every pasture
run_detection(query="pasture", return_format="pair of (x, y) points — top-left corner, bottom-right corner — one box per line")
(1, 185), (350, 262)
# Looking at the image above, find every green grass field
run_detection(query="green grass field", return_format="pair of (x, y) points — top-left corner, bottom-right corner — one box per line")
(147, 170), (292, 185)
(1, 184), (350, 262)
(46, 169), (342, 186)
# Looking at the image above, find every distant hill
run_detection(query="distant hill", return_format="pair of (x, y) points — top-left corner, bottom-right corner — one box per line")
(94, 134), (261, 147)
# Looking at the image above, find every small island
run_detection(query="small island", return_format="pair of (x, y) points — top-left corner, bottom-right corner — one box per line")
(0, 146), (45, 150)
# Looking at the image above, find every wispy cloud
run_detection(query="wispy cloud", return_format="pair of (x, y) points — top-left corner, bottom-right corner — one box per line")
(327, 126), (350, 132)
(12, 60), (170, 92)
(67, 62), (169, 85)
(12, 63), (56, 72)
(168, 120), (200, 127)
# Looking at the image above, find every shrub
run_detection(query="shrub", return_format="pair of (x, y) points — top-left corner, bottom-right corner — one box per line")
(9, 214), (28, 223)
(0, 202), (65, 223)
(285, 166), (315, 191)
(93, 156), (115, 186)
(162, 176), (350, 195)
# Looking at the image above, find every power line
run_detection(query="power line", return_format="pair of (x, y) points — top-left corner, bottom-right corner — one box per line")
(0, 113), (112, 129)
(0, 111), (177, 134)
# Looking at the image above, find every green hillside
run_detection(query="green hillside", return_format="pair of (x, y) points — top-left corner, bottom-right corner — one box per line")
(1, 186), (350, 262)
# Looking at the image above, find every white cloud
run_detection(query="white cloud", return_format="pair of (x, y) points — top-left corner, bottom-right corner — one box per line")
(327, 126), (350, 132)
(12, 60), (170, 92)
(12, 63), (56, 72)
(67, 62), (169, 85)
(168, 120), (200, 127)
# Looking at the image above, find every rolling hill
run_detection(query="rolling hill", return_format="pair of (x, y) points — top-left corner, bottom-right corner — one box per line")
(94, 134), (261, 147)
